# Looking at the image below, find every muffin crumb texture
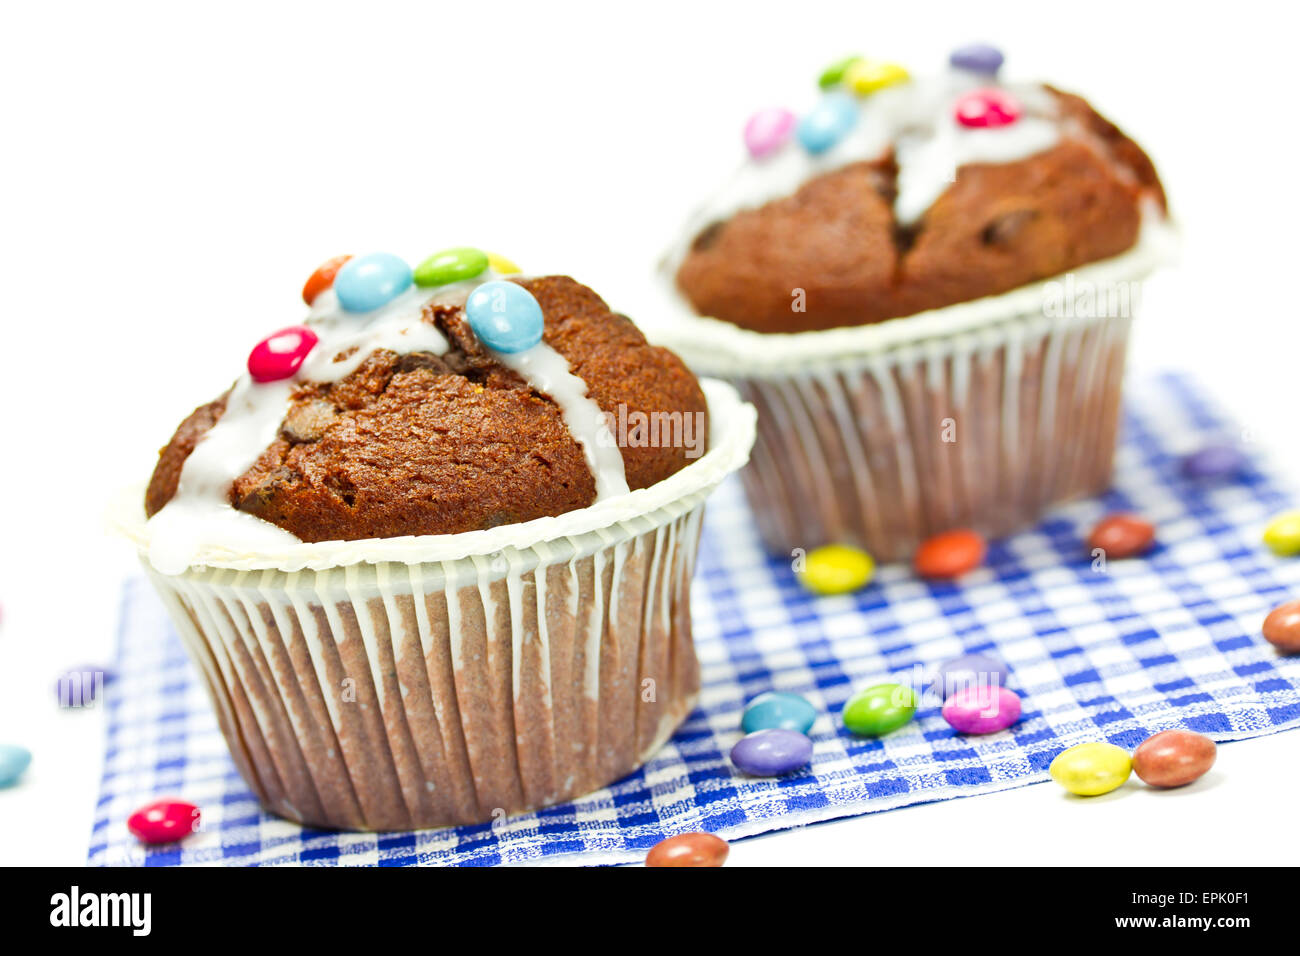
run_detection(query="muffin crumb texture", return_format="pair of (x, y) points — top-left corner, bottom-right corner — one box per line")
(146, 276), (707, 541)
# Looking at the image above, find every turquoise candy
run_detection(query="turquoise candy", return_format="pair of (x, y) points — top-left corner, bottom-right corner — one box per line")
(465, 280), (544, 353)
(414, 247), (489, 288)
(796, 92), (858, 154)
(0, 744), (32, 787)
(742, 692), (817, 734)
(333, 252), (412, 312)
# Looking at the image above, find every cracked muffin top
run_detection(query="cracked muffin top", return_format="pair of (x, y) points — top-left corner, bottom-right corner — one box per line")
(144, 250), (707, 568)
(670, 47), (1167, 333)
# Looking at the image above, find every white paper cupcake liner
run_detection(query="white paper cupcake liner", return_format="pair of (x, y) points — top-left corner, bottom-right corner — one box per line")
(652, 221), (1176, 560)
(117, 379), (756, 830)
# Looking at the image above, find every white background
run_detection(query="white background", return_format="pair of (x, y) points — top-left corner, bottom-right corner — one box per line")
(1, 0), (1298, 866)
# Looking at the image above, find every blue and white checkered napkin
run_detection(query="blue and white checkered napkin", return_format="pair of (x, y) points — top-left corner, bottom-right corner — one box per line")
(88, 372), (1300, 867)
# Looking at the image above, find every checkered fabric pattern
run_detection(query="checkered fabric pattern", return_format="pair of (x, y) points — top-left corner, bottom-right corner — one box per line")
(88, 372), (1300, 866)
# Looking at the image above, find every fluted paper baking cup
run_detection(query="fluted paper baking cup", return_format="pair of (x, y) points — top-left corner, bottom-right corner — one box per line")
(117, 378), (755, 830)
(651, 223), (1176, 560)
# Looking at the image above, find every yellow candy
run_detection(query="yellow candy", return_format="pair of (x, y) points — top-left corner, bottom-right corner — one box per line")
(1049, 742), (1132, 796)
(1263, 511), (1300, 556)
(798, 544), (875, 596)
(844, 59), (909, 96)
(486, 252), (521, 275)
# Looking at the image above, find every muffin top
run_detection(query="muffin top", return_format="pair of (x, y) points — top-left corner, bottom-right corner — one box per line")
(145, 249), (707, 571)
(671, 46), (1167, 333)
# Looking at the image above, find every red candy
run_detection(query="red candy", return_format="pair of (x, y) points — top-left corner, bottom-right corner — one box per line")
(247, 325), (319, 383)
(1088, 513), (1156, 559)
(914, 529), (988, 579)
(645, 832), (730, 867)
(127, 798), (200, 844)
(302, 254), (352, 305)
(954, 88), (1023, 128)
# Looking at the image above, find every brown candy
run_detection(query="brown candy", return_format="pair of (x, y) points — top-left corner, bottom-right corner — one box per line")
(645, 832), (729, 868)
(1262, 599), (1300, 654)
(1087, 513), (1156, 559)
(1132, 729), (1216, 788)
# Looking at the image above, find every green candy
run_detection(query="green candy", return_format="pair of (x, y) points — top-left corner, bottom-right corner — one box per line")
(413, 246), (489, 288)
(818, 55), (863, 89)
(842, 683), (918, 737)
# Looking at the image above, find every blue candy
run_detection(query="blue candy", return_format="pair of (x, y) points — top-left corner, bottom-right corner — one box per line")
(949, 43), (1004, 76)
(0, 744), (31, 788)
(465, 280), (544, 353)
(796, 92), (858, 155)
(742, 691), (817, 734)
(333, 252), (412, 312)
(1182, 443), (1246, 480)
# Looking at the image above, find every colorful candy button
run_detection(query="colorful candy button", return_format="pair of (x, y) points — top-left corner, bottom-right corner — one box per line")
(1262, 599), (1300, 653)
(247, 325), (319, 383)
(1049, 742), (1132, 796)
(1263, 512), (1300, 556)
(0, 745), (32, 788)
(645, 832), (729, 867)
(730, 728), (812, 776)
(818, 55), (863, 90)
(1088, 513), (1156, 559)
(954, 88), (1023, 129)
(1181, 442), (1246, 480)
(949, 44), (1005, 76)
(914, 529), (987, 579)
(486, 252), (521, 274)
(465, 280), (545, 353)
(942, 685), (1022, 735)
(55, 665), (115, 707)
(413, 246), (489, 288)
(798, 544), (874, 595)
(844, 59), (909, 96)
(842, 683), (918, 737)
(333, 252), (412, 312)
(1132, 730), (1216, 788)
(742, 691), (817, 735)
(301, 254), (352, 305)
(744, 107), (797, 159)
(127, 799), (200, 844)
(935, 653), (1011, 700)
(796, 92), (858, 155)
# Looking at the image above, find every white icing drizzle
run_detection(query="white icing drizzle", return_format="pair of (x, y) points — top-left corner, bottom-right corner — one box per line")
(663, 72), (1066, 273)
(147, 269), (628, 574)
(495, 345), (629, 499)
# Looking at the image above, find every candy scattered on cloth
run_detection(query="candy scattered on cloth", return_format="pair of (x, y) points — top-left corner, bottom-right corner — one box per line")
(87, 373), (1300, 866)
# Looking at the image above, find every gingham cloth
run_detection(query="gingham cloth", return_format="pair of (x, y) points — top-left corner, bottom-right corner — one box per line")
(88, 372), (1300, 866)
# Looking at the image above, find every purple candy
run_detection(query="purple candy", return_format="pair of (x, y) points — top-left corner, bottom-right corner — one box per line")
(942, 685), (1022, 735)
(1181, 443), (1246, 480)
(949, 43), (1004, 76)
(730, 728), (813, 777)
(55, 666), (114, 707)
(934, 653), (1010, 700)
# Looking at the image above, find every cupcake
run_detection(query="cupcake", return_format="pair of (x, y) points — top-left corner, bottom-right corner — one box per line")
(655, 46), (1173, 561)
(116, 248), (755, 830)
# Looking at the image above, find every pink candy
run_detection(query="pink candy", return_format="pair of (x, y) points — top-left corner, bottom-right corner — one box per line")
(941, 685), (1022, 735)
(953, 88), (1022, 129)
(127, 798), (200, 844)
(744, 108), (797, 159)
(247, 325), (319, 383)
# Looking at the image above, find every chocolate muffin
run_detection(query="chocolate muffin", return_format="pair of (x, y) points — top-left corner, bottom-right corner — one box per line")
(655, 48), (1173, 561)
(125, 248), (756, 831)
(146, 275), (707, 542)
(675, 85), (1166, 333)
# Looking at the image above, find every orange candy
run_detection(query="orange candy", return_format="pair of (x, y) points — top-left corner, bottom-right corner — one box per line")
(914, 529), (987, 579)
(645, 832), (729, 867)
(301, 254), (352, 305)
(1088, 513), (1156, 559)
